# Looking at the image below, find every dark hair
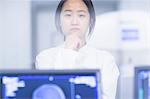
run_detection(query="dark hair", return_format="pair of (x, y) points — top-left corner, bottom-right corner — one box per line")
(55, 0), (96, 37)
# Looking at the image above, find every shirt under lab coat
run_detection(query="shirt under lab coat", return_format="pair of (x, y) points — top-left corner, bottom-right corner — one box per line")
(35, 44), (119, 99)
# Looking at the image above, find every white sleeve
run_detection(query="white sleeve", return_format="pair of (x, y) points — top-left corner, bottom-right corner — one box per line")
(35, 50), (54, 69)
(59, 48), (79, 66)
(101, 52), (120, 99)
(35, 48), (79, 69)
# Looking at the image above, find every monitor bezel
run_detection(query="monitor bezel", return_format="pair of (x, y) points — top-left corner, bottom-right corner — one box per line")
(0, 69), (101, 99)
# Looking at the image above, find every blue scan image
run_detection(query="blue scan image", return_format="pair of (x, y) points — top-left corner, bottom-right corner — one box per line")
(0, 70), (100, 99)
(32, 84), (66, 99)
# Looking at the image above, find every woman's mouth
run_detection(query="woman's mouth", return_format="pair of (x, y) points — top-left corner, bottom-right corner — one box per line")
(70, 28), (80, 31)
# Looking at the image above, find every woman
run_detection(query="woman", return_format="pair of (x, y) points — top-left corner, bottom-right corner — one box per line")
(36, 0), (119, 99)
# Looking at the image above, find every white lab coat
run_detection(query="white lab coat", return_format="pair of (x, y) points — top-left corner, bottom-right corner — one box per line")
(35, 44), (119, 99)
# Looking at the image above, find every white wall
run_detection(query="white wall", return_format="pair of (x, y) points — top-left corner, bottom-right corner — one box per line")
(120, 0), (150, 11)
(118, 0), (150, 99)
(0, 0), (31, 69)
(118, 0), (150, 71)
(0, 1), (3, 67)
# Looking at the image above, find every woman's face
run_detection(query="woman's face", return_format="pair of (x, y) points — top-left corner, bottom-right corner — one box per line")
(60, 0), (90, 39)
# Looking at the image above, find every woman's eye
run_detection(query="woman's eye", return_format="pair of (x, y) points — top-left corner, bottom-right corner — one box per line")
(79, 14), (85, 17)
(64, 14), (71, 17)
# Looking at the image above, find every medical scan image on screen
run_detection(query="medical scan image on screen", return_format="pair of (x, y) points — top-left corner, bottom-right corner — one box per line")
(136, 70), (150, 99)
(0, 73), (99, 99)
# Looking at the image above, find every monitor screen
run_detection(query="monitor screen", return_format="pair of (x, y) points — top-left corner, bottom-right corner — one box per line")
(0, 70), (100, 99)
(135, 66), (150, 99)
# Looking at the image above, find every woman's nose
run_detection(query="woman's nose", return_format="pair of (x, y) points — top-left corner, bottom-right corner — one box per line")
(71, 15), (78, 25)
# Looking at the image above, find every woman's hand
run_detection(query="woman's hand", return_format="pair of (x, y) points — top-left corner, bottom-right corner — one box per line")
(64, 34), (86, 51)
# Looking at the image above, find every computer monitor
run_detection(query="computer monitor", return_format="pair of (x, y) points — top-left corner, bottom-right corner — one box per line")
(0, 69), (100, 99)
(135, 66), (150, 99)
